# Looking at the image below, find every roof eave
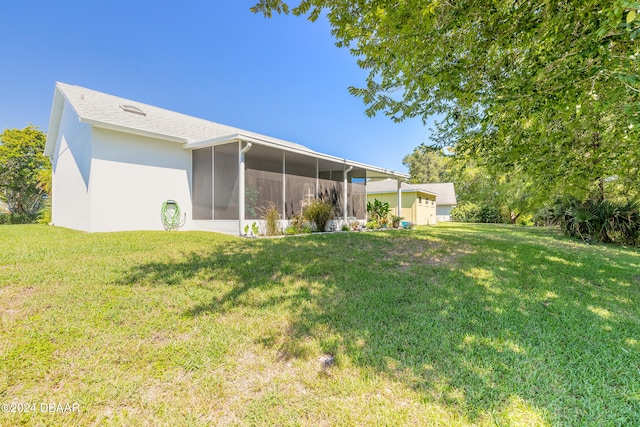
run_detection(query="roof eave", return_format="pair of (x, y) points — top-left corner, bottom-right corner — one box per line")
(185, 133), (409, 180)
(82, 119), (189, 143)
(183, 134), (242, 149)
(367, 189), (437, 196)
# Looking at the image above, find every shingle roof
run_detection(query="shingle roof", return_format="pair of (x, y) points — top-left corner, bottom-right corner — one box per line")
(44, 82), (409, 180)
(367, 179), (457, 205)
(367, 179), (436, 195)
(48, 82), (310, 150)
(412, 182), (457, 206)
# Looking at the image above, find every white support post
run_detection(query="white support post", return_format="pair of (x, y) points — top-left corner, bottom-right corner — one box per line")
(343, 165), (353, 225)
(211, 147), (215, 220)
(282, 151), (286, 220)
(397, 179), (402, 218)
(239, 141), (252, 235)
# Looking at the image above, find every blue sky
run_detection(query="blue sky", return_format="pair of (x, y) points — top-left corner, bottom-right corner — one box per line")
(0, 0), (433, 172)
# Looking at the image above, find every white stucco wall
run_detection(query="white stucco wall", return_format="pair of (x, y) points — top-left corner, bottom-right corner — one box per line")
(192, 220), (240, 234)
(51, 100), (93, 231)
(436, 205), (454, 222)
(90, 128), (192, 232)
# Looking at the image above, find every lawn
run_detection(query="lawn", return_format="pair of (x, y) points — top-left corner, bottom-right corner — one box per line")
(1, 223), (639, 426)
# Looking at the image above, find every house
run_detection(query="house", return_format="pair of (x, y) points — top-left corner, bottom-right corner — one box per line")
(413, 182), (457, 221)
(366, 180), (438, 225)
(44, 82), (409, 234)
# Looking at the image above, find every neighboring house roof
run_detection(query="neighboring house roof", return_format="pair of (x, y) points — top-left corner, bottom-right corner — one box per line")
(367, 179), (457, 205)
(366, 179), (437, 196)
(412, 183), (457, 205)
(44, 82), (408, 179)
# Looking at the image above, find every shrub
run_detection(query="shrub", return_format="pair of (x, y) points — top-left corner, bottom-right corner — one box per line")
(516, 214), (534, 227)
(548, 197), (640, 246)
(479, 205), (506, 223)
(286, 212), (314, 235)
(451, 202), (479, 222)
(451, 202), (506, 223)
(289, 212), (304, 231)
(0, 212), (38, 225)
(261, 202), (280, 236)
(284, 226), (298, 235)
(37, 199), (52, 225)
(303, 198), (334, 232)
(367, 199), (390, 224)
(591, 199), (640, 245)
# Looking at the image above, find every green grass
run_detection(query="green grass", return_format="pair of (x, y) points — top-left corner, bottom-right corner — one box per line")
(1, 223), (639, 426)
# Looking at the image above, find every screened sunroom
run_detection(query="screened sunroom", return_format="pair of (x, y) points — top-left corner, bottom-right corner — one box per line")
(189, 134), (408, 235)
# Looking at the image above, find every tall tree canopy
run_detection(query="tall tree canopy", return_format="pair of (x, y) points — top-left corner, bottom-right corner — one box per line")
(402, 144), (451, 184)
(0, 126), (50, 214)
(252, 0), (640, 201)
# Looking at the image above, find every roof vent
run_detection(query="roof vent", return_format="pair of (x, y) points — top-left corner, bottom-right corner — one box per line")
(119, 104), (146, 116)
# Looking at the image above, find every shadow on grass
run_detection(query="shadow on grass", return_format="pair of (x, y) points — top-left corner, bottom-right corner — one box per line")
(118, 226), (640, 425)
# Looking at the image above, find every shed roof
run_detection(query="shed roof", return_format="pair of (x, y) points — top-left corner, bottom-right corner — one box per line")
(44, 82), (408, 179)
(411, 183), (457, 206)
(366, 179), (436, 195)
(367, 179), (457, 205)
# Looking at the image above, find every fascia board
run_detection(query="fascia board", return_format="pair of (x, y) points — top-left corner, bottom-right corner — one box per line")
(367, 188), (437, 196)
(44, 86), (66, 157)
(404, 185), (437, 196)
(366, 190), (401, 194)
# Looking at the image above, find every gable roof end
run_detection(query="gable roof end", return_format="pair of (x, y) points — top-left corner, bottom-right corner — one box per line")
(44, 84), (66, 157)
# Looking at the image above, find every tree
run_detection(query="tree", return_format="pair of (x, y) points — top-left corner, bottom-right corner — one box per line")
(402, 144), (451, 184)
(0, 126), (50, 214)
(252, 0), (640, 202)
(442, 153), (537, 223)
